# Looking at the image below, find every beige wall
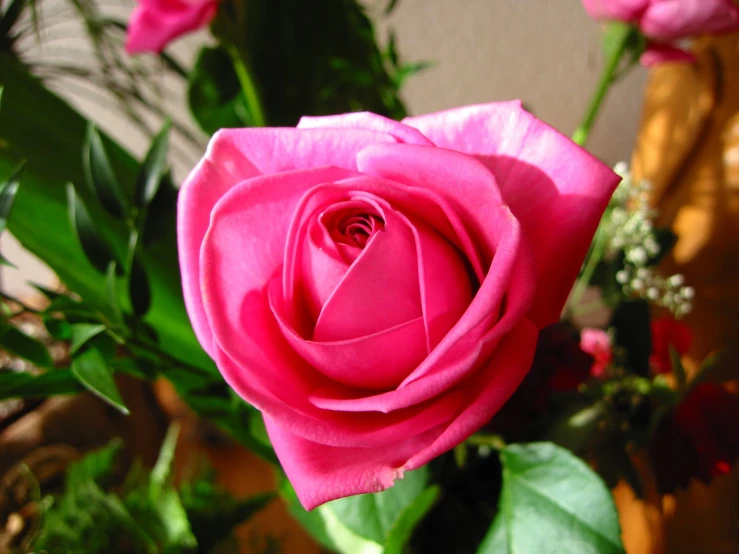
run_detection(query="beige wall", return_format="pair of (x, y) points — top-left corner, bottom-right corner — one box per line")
(1, 0), (647, 298)
(384, 0), (646, 164)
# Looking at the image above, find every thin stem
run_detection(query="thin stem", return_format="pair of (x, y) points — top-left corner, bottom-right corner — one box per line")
(568, 220), (610, 313)
(225, 43), (266, 127)
(572, 23), (634, 147)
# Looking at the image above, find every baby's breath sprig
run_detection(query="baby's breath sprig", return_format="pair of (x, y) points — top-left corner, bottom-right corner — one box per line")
(604, 163), (694, 317)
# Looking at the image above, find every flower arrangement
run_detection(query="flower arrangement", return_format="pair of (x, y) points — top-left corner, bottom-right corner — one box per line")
(0, 0), (737, 552)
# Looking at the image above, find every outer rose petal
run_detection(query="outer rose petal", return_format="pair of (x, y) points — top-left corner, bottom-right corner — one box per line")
(403, 102), (621, 326)
(298, 112), (433, 146)
(178, 127), (397, 354)
(125, 0), (218, 54)
(269, 319), (538, 510)
(581, 0), (648, 21)
(639, 0), (739, 41)
(640, 43), (696, 66)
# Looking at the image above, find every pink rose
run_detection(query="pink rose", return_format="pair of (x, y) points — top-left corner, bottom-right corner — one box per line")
(125, 0), (218, 54)
(178, 102), (619, 509)
(581, 0), (739, 65)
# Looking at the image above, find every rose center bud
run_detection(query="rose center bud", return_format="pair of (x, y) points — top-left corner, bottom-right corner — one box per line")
(335, 213), (384, 249)
(287, 193), (474, 390)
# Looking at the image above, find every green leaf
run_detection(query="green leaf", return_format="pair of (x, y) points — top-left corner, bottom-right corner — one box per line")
(278, 474), (337, 552)
(188, 45), (249, 134)
(66, 439), (123, 489)
(134, 119), (171, 208)
(0, 368), (81, 400)
(383, 485), (440, 554)
(152, 488), (197, 550)
(0, 159), (23, 235)
(316, 503), (383, 554)
(0, 319), (53, 367)
(150, 423), (180, 495)
(0, 55), (213, 374)
(71, 346), (128, 414)
(67, 183), (117, 274)
(129, 254), (151, 317)
(43, 316), (72, 341)
(184, 487), (273, 553)
(477, 514), (508, 553)
(84, 124), (127, 219)
(105, 261), (124, 327)
(478, 442), (625, 554)
(327, 465), (429, 543)
(69, 323), (106, 355)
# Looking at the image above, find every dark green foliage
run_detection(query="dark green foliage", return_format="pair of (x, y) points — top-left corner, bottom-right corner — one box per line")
(33, 432), (272, 554)
(206, 0), (414, 130)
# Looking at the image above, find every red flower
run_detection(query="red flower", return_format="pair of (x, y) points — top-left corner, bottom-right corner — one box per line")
(650, 383), (739, 494)
(650, 316), (692, 375)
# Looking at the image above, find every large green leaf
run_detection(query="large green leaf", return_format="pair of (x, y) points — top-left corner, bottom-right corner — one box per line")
(0, 53), (213, 372)
(327, 465), (430, 544)
(477, 442), (625, 554)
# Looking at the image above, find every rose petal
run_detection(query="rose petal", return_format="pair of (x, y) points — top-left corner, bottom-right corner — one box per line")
(215, 337), (465, 448)
(269, 318), (538, 510)
(272, 282), (429, 389)
(179, 127), (396, 354)
(639, 43), (695, 67)
(197, 167), (353, 355)
(126, 0), (217, 54)
(313, 200), (422, 342)
(265, 417), (442, 510)
(580, 0), (648, 22)
(404, 318), (539, 469)
(298, 112), (433, 146)
(357, 143), (503, 264)
(403, 102), (620, 326)
(639, 0), (739, 41)
(309, 207), (535, 413)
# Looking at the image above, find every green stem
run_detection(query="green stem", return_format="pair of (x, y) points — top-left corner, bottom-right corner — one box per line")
(225, 44), (266, 127)
(572, 24), (634, 147)
(567, 220), (610, 313)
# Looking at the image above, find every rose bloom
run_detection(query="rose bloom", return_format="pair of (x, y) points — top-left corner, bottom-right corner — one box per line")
(581, 0), (739, 65)
(650, 383), (739, 494)
(178, 102), (619, 509)
(126, 0), (217, 54)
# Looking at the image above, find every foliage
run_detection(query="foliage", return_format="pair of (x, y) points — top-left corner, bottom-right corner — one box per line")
(32, 428), (272, 554)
